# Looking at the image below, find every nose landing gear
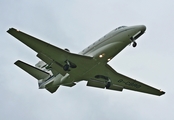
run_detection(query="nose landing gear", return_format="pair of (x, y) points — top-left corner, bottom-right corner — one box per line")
(132, 42), (137, 47)
(130, 37), (137, 47)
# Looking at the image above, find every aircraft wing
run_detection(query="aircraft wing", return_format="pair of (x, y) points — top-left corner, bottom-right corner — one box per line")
(86, 64), (165, 96)
(7, 28), (94, 76)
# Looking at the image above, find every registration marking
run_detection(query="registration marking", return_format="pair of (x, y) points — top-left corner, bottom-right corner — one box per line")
(118, 79), (141, 88)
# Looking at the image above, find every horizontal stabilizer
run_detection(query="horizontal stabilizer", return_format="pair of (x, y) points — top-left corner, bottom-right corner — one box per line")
(15, 60), (50, 80)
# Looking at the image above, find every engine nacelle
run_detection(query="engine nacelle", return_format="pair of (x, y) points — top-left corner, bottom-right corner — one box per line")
(51, 73), (71, 86)
(35, 61), (53, 76)
(39, 74), (63, 89)
(35, 61), (47, 68)
(38, 71), (71, 88)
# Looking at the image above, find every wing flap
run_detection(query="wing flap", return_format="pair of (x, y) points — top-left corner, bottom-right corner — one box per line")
(109, 84), (123, 91)
(87, 79), (123, 92)
(87, 80), (105, 89)
(15, 60), (50, 80)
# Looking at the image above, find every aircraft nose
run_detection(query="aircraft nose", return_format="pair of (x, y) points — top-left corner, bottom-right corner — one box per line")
(129, 25), (146, 41)
(136, 25), (146, 32)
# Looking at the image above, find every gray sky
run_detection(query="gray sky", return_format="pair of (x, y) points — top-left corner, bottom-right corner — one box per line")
(1, 0), (174, 120)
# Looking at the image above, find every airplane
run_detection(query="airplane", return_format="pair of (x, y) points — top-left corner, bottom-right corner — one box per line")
(7, 25), (165, 96)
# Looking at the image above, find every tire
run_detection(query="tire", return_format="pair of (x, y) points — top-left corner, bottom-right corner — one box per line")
(63, 64), (69, 71)
(133, 42), (137, 47)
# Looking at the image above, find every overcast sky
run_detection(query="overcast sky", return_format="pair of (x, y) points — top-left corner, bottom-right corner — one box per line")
(1, 1), (174, 120)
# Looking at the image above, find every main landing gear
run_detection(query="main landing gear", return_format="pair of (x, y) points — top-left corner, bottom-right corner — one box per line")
(105, 79), (111, 89)
(95, 75), (111, 89)
(63, 60), (77, 71)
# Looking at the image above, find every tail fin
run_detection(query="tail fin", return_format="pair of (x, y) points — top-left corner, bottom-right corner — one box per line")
(14, 60), (51, 80)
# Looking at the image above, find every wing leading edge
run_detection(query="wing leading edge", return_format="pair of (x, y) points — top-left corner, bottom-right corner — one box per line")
(7, 28), (95, 75)
(7, 28), (92, 63)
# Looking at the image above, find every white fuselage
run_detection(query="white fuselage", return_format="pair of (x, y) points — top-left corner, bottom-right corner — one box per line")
(80, 25), (146, 63)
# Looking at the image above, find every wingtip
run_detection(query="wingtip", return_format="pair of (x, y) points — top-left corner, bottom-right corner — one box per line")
(7, 28), (20, 33)
(14, 60), (21, 65)
(160, 91), (165, 95)
(7, 28), (14, 33)
(159, 90), (165, 96)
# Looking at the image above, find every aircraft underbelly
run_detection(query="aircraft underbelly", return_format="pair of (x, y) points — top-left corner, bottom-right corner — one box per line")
(87, 41), (129, 63)
(83, 31), (130, 62)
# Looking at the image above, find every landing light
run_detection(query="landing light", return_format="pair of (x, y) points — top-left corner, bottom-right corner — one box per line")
(99, 54), (105, 58)
(107, 58), (111, 61)
(99, 55), (103, 58)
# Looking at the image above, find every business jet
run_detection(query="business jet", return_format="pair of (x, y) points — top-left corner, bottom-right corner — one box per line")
(7, 25), (165, 96)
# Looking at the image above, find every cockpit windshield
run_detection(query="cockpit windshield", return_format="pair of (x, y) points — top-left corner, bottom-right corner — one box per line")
(115, 26), (127, 30)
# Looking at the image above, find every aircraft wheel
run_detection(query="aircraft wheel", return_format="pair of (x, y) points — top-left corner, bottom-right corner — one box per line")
(70, 63), (77, 68)
(132, 42), (137, 47)
(105, 82), (111, 89)
(63, 64), (69, 71)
